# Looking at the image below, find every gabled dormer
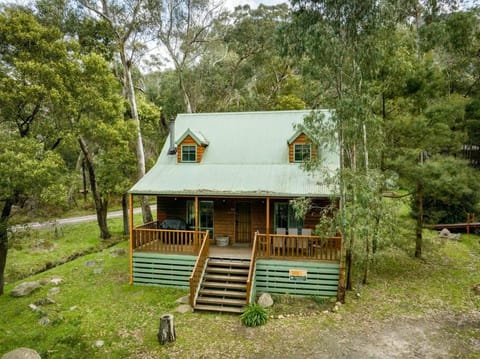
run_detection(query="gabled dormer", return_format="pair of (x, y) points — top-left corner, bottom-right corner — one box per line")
(176, 129), (209, 163)
(287, 130), (316, 163)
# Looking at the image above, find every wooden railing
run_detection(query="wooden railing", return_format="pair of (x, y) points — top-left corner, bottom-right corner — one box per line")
(189, 231), (210, 307)
(256, 234), (341, 261)
(245, 231), (259, 305)
(132, 222), (205, 254)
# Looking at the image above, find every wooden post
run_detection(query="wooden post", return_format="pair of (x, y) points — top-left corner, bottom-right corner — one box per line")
(157, 314), (176, 345)
(467, 213), (470, 235)
(194, 196), (199, 250)
(266, 197), (270, 257)
(129, 194), (134, 285)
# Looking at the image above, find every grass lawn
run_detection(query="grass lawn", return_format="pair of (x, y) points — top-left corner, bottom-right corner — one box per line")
(1, 220), (479, 358)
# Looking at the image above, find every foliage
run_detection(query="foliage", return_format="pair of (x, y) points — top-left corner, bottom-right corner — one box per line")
(240, 303), (268, 327)
(411, 156), (480, 224)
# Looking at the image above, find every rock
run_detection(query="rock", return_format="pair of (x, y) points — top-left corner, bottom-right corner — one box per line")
(277, 314), (285, 319)
(176, 295), (190, 304)
(95, 340), (104, 348)
(93, 268), (103, 274)
(50, 277), (63, 285)
(439, 228), (461, 241)
(110, 248), (126, 257)
(1, 348), (41, 359)
(39, 317), (50, 326)
(257, 293), (274, 308)
(175, 304), (192, 313)
(48, 287), (60, 296)
(439, 228), (451, 238)
(472, 284), (480, 294)
(11, 281), (41, 297)
(28, 304), (40, 312)
(70, 305), (78, 311)
(35, 297), (55, 305)
(84, 260), (97, 267)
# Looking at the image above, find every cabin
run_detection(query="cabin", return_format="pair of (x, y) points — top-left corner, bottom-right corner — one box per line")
(128, 110), (341, 313)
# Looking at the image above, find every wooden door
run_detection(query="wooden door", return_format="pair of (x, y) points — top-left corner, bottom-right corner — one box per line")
(235, 202), (251, 244)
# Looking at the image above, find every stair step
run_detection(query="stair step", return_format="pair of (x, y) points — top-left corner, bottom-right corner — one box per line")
(196, 297), (247, 306)
(194, 304), (244, 314)
(202, 281), (247, 290)
(199, 289), (246, 298)
(204, 274), (247, 282)
(206, 267), (249, 275)
(208, 259), (250, 268)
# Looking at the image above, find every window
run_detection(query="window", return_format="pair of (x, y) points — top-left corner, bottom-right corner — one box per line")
(182, 145), (196, 162)
(274, 202), (304, 233)
(186, 200), (214, 237)
(294, 144), (311, 162)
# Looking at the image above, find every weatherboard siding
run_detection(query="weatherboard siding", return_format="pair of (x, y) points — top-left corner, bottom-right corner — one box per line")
(288, 133), (317, 163)
(177, 135), (206, 163)
(255, 259), (339, 296)
(132, 252), (196, 287)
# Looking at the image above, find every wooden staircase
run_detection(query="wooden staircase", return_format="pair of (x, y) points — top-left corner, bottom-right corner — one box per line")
(194, 258), (250, 314)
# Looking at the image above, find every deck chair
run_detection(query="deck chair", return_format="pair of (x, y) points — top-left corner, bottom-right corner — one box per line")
(273, 228), (286, 255)
(299, 228), (312, 256)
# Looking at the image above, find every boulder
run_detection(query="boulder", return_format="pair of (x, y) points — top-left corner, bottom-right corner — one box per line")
(1, 348), (41, 359)
(175, 295), (190, 304)
(439, 228), (451, 238)
(11, 281), (41, 297)
(257, 293), (274, 308)
(472, 284), (480, 295)
(110, 248), (126, 257)
(84, 260), (97, 267)
(175, 304), (193, 313)
(49, 277), (63, 285)
(48, 287), (60, 296)
(39, 317), (50, 326)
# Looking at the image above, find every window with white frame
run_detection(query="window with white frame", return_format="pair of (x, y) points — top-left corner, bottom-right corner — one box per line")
(294, 143), (311, 162)
(181, 145), (197, 162)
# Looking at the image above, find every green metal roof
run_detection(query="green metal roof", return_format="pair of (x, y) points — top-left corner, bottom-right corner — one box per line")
(129, 110), (338, 197)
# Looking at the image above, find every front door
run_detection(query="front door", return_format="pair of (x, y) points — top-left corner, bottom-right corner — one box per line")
(235, 202), (251, 244)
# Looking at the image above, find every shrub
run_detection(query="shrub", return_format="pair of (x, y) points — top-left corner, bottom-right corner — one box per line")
(240, 304), (268, 327)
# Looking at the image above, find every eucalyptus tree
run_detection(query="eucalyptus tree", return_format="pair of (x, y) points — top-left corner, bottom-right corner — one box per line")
(151, 0), (224, 113)
(0, 7), (72, 295)
(284, 0), (399, 300)
(77, 0), (155, 222)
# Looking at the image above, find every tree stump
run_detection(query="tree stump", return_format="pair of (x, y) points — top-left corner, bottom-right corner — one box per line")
(157, 314), (176, 345)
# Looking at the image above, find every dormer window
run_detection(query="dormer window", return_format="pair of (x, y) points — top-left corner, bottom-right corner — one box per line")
(182, 145), (197, 162)
(176, 129), (209, 163)
(288, 130), (316, 163)
(294, 144), (311, 162)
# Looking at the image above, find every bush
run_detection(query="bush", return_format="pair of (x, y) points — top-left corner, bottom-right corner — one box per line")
(240, 304), (268, 327)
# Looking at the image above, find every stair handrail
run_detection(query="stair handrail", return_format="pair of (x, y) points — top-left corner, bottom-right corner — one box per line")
(189, 230), (210, 307)
(246, 231), (259, 305)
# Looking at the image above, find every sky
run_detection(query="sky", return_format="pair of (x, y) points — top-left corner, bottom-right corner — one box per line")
(224, 0), (286, 11)
(0, 0), (287, 9)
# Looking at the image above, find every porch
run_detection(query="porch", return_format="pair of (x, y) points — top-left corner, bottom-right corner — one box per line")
(130, 224), (341, 313)
(131, 222), (341, 262)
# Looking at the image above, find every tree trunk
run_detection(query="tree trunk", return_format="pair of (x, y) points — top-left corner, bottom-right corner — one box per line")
(158, 314), (176, 344)
(415, 180), (423, 258)
(362, 234), (370, 285)
(122, 193), (129, 235)
(78, 137), (111, 239)
(336, 121), (346, 304)
(119, 46), (152, 223)
(0, 198), (14, 295)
